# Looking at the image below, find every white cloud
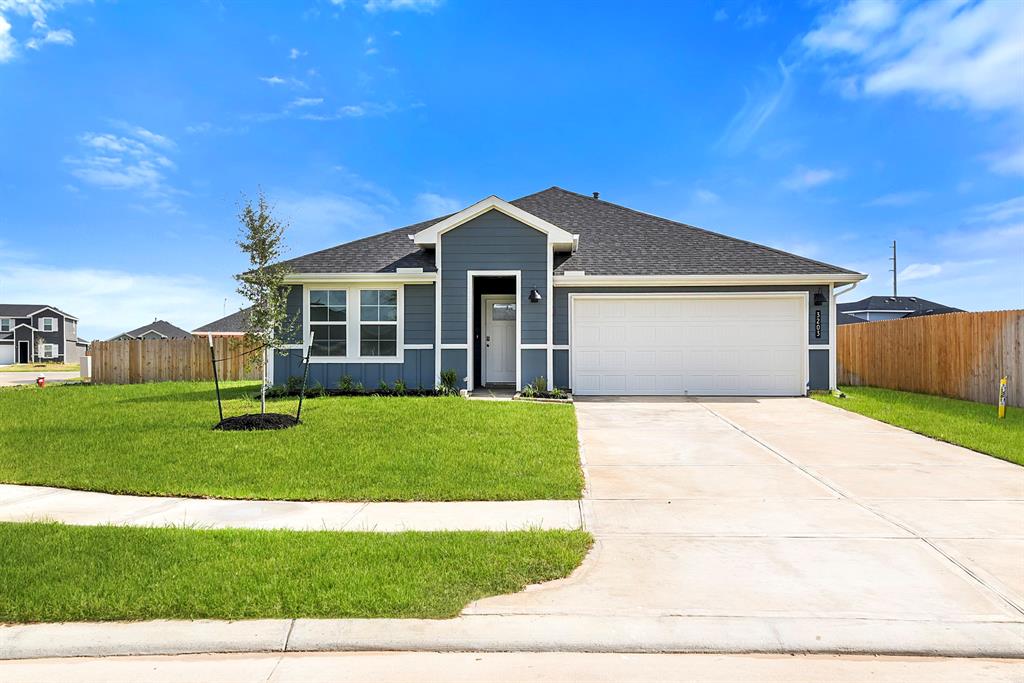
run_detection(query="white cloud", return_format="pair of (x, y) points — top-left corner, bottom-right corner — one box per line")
(693, 188), (720, 204)
(866, 190), (930, 207)
(301, 101), (397, 121)
(288, 97), (323, 109)
(804, 0), (1024, 112)
(968, 195), (1024, 223)
(25, 26), (71, 48)
(65, 126), (183, 212)
(259, 75), (305, 88)
(414, 192), (462, 218)
(288, 47), (305, 60)
(781, 166), (841, 190)
(900, 262), (942, 282)
(716, 59), (791, 154)
(0, 15), (15, 62)
(0, 259), (240, 340)
(272, 190), (391, 253)
(986, 142), (1024, 177)
(364, 0), (441, 12)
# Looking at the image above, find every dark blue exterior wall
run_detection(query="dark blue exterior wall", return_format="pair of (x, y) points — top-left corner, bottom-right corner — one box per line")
(273, 348), (435, 390)
(521, 349), (547, 388)
(439, 209), (549, 389)
(405, 284), (435, 345)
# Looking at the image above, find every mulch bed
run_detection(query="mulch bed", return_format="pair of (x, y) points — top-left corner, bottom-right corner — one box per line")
(214, 413), (299, 431)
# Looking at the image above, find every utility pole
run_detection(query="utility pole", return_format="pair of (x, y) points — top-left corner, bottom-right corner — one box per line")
(889, 240), (897, 297)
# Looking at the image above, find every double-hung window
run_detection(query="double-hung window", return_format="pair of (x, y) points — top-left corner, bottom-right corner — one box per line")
(0, 319), (11, 333)
(309, 290), (347, 357)
(39, 317), (57, 332)
(41, 344), (57, 359)
(359, 289), (398, 357)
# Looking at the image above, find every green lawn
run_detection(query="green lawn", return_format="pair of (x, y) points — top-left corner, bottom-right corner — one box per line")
(814, 386), (1023, 466)
(0, 382), (583, 501)
(0, 522), (591, 622)
(0, 362), (79, 372)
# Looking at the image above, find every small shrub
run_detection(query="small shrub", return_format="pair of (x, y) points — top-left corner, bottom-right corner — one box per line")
(354, 382), (365, 393)
(393, 378), (407, 395)
(338, 375), (355, 392)
(308, 381), (326, 397)
(520, 383), (537, 398)
(549, 387), (567, 399)
(533, 376), (548, 393)
(378, 380), (391, 395)
(438, 369), (459, 396)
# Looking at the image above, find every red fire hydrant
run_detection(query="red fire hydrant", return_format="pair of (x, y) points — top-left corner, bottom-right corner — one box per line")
(36, 375), (45, 388)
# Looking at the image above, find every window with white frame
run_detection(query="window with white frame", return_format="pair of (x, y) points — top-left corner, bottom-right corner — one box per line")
(309, 290), (347, 357)
(41, 344), (58, 359)
(359, 289), (398, 357)
(39, 317), (57, 332)
(0, 318), (10, 333)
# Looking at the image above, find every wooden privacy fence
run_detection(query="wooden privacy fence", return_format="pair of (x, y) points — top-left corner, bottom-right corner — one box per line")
(89, 337), (262, 385)
(837, 310), (1024, 407)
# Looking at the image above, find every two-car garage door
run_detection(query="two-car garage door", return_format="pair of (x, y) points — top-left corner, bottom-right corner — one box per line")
(571, 295), (806, 396)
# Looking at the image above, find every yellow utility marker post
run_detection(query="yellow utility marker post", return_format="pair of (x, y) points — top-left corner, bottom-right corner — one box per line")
(998, 376), (1008, 419)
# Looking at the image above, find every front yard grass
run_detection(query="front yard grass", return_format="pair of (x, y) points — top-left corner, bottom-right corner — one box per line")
(0, 522), (592, 622)
(814, 386), (1023, 466)
(0, 362), (79, 372)
(0, 381), (583, 501)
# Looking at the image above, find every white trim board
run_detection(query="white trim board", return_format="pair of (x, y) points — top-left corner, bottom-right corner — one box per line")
(301, 283), (406, 364)
(465, 270), (522, 391)
(284, 273), (436, 284)
(413, 196), (575, 250)
(554, 273), (866, 286)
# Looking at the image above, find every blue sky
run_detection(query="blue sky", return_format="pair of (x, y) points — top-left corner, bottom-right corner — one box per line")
(1, 0), (1022, 339)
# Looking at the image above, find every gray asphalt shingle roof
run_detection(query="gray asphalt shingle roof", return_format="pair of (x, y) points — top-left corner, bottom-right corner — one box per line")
(113, 320), (193, 340)
(0, 304), (76, 319)
(838, 296), (963, 314)
(278, 186), (859, 277)
(193, 307), (252, 334)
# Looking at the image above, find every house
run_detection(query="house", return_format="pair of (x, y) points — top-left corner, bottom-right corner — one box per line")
(837, 296), (963, 324)
(109, 320), (192, 341)
(269, 187), (865, 396)
(192, 307), (251, 337)
(0, 304), (88, 365)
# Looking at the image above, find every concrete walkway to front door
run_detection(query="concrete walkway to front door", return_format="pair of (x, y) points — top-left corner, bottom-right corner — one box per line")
(462, 396), (1024, 654)
(0, 484), (581, 532)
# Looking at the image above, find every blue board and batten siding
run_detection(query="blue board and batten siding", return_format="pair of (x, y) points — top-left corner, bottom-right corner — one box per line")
(272, 283), (436, 389)
(439, 209), (549, 389)
(551, 285), (832, 391)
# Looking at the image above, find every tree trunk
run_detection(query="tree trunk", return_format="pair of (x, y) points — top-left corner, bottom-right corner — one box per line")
(261, 346), (268, 415)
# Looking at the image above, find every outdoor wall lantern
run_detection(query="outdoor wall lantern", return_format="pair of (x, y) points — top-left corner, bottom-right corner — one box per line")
(813, 291), (827, 307)
(528, 288), (543, 303)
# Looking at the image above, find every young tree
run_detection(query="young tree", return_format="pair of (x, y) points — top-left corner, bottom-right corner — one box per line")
(234, 190), (291, 414)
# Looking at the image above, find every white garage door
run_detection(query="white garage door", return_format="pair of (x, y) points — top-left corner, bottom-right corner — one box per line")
(0, 344), (13, 366)
(571, 295), (806, 396)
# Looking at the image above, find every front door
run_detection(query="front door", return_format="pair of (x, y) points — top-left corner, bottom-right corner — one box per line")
(18, 340), (29, 364)
(483, 296), (515, 384)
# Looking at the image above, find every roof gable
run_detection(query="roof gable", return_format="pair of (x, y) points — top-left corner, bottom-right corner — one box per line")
(111, 320), (192, 340)
(412, 195), (575, 249)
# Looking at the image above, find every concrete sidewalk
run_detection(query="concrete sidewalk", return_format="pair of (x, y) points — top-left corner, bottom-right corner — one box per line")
(0, 371), (80, 387)
(0, 484), (583, 532)
(3, 651), (1022, 682)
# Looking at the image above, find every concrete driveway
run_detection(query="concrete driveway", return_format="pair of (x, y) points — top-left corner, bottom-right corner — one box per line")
(464, 396), (1024, 655)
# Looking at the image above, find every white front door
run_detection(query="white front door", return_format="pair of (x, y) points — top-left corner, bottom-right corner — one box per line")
(571, 294), (806, 396)
(483, 296), (516, 384)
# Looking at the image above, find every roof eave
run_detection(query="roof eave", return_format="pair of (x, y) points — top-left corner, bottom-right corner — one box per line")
(282, 272), (438, 283)
(552, 273), (867, 286)
(412, 195), (575, 249)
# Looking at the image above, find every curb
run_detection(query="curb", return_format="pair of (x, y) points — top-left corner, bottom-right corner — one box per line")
(3, 615), (1023, 660)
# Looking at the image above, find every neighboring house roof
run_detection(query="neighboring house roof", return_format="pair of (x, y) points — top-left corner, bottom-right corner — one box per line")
(836, 311), (867, 325)
(901, 307), (965, 319)
(111, 320), (192, 340)
(837, 296), (963, 315)
(278, 186), (860, 278)
(193, 307), (252, 335)
(0, 304), (77, 320)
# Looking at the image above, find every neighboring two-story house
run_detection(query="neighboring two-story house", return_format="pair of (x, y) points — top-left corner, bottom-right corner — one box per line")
(0, 304), (88, 365)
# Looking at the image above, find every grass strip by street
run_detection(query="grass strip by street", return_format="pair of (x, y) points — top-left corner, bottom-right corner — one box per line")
(0, 522), (592, 623)
(814, 386), (1023, 466)
(0, 363), (79, 373)
(0, 381), (583, 501)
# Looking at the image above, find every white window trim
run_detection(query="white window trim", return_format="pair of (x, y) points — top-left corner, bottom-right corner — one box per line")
(0, 318), (11, 333)
(357, 288), (400, 359)
(303, 283), (405, 364)
(41, 343), (58, 359)
(39, 317), (58, 332)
